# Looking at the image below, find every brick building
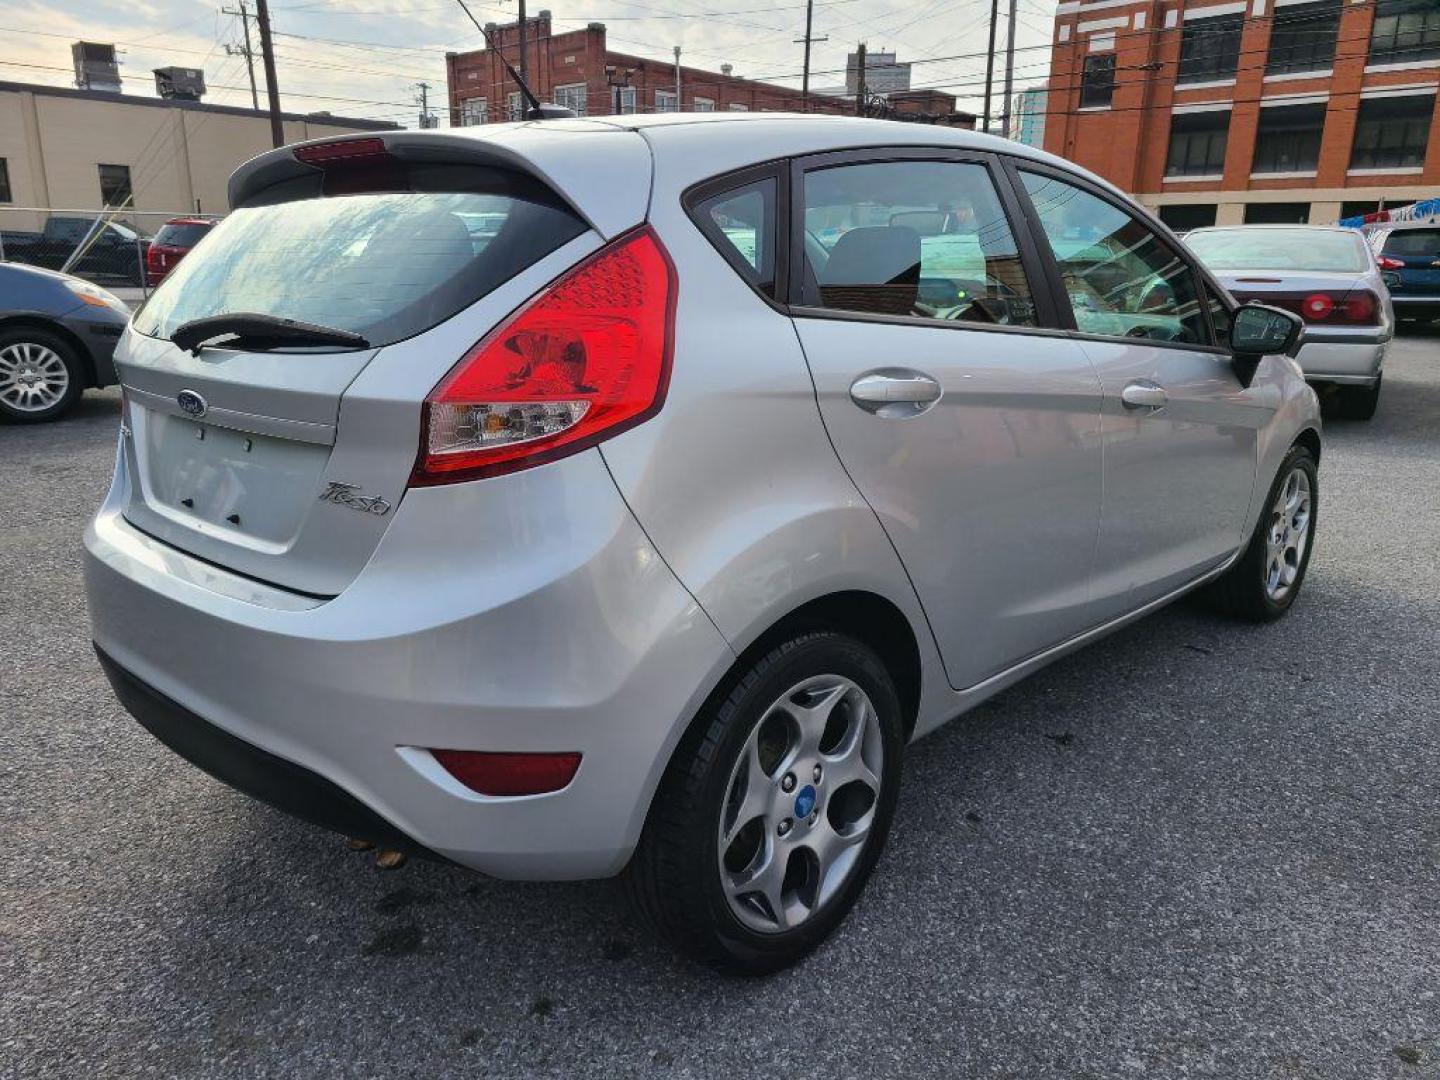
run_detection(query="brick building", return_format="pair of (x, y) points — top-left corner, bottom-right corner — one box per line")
(445, 12), (974, 127)
(1043, 0), (1440, 228)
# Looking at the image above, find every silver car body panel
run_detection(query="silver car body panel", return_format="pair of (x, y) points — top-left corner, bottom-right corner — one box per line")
(85, 115), (1323, 878)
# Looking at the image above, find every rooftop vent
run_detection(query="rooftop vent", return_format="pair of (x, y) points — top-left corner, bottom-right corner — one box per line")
(73, 41), (122, 93)
(721, 63), (733, 76)
(154, 66), (206, 101)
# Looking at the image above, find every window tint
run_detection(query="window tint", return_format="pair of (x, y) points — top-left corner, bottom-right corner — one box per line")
(692, 178), (777, 296)
(1369, 0), (1440, 64)
(1166, 111), (1229, 176)
(1080, 54), (1116, 108)
(799, 160), (1038, 327)
(1382, 228), (1440, 256)
(1252, 103), (1326, 174)
(1020, 170), (1209, 345)
(1266, 0), (1341, 73)
(1178, 14), (1243, 83)
(133, 166), (587, 348)
(1350, 95), (1434, 170)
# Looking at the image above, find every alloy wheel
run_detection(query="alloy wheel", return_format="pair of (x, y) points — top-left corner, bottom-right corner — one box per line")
(716, 674), (884, 934)
(0, 342), (70, 413)
(1264, 466), (1312, 602)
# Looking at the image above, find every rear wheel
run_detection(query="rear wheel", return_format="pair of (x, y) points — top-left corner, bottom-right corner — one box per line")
(0, 327), (84, 423)
(1201, 444), (1318, 621)
(625, 632), (903, 974)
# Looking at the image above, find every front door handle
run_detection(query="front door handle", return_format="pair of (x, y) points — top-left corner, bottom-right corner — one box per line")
(850, 369), (943, 417)
(1121, 381), (1168, 410)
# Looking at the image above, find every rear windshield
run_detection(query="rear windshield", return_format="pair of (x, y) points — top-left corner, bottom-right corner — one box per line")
(154, 222), (213, 247)
(1186, 228), (1367, 273)
(1381, 228), (1440, 258)
(133, 168), (587, 348)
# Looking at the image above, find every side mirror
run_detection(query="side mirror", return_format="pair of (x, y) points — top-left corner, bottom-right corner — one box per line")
(1231, 302), (1303, 359)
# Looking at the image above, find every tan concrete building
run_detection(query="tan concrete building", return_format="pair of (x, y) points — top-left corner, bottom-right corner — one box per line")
(0, 79), (397, 228)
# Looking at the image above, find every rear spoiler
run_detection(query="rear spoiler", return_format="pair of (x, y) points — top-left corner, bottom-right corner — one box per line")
(226, 127), (650, 241)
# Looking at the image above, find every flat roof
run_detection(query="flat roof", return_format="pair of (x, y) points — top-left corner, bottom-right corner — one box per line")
(0, 79), (399, 130)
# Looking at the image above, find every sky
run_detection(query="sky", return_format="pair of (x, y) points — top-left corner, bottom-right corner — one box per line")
(0, 0), (1057, 128)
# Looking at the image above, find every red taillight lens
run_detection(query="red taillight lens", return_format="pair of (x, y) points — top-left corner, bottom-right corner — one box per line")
(411, 225), (676, 485)
(431, 750), (582, 796)
(293, 137), (388, 165)
(1301, 293), (1334, 320)
(1377, 255), (1404, 271)
(1342, 290), (1377, 324)
(1241, 290), (1380, 326)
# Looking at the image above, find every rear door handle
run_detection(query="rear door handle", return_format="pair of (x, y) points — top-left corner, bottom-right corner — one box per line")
(1121, 381), (1168, 410)
(849, 369), (943, 416)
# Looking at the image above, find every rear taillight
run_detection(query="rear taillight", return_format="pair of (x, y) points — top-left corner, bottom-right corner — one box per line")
(1377, 255), (1404, 271)
(410, 225), (676, 486)
(1235, 290), (1380, 327)
(431, 750), (582, 796)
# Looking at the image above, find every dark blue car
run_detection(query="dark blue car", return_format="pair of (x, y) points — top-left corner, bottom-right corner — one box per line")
(1372, 224), (1440, 326)
(0, 262), (128, 422)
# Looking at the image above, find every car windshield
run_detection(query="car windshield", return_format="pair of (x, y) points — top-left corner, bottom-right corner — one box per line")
(133, 176), (586, 348)
(1186, 228), (1367, 272)
(1380, 228), (1440, 258)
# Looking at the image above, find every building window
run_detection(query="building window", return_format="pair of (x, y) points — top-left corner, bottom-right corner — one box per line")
(1266, 0), (1341, 74)
(0, 158), (10, 203)
(1369, 0), (1440, 65)
(1251, 102), (1327, 173)
(1350, 94), (1434, 169)
(460, 96), (488, 125)
(1157, 203), (1219, 231)
(1244, 202), (1310, 223)
(612, 85), (636, 114)
(507, 91), (523, 121)
(655, 89), (678, 113)
(553, 82), (587, 116)
(728, 102), (749, 111)
(1166, 111), (1229, 176)
(1080, 54), (1116, 108)
(694, 96), (715, 112)
(1178, 13), (1243, 83)
(98, 163), (132, 208)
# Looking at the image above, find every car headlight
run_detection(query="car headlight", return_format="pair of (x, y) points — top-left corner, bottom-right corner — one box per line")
(64, 279), (130, 317)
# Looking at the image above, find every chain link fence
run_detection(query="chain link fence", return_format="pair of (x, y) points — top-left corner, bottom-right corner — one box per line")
(1, 207), (222, 298)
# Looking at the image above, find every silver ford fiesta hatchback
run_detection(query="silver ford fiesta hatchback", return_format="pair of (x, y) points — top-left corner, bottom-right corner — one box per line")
(86, 114), (1321, 973)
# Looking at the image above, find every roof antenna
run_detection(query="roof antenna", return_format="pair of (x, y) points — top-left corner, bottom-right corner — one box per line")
(453, 0), (574, 120)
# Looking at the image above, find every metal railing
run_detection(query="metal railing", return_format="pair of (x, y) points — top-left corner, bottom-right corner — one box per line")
(0, 206), (222, 298)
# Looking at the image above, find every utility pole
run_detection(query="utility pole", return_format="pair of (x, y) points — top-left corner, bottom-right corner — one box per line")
(222, 1), (259, 110)
(673, 45), (682, 110)
(794, 0), (828, 113)
(981, 0), (998, 133)
(854, 41), (866, 116)
(517, 0), (527, 86)
(1000, 0), (1016, 138)
(254, 0), (283, 147)
(415, 81), (437, 127)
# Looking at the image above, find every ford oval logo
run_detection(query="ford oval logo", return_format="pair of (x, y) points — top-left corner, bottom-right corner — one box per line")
(177, 389), (207, 418)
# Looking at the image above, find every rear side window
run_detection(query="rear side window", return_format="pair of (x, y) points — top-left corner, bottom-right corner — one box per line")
(798, 159), (1038, 327)
(153, 222), (213, 247)
(691, 178), (777, 296)
(134, 165), (587, 348)
(1382, 228), (1440, 257)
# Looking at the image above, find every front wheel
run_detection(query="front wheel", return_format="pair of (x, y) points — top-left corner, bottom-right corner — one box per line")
(625, 632), (904, 974)
(1201, 444), (1318, 621)
(0, 327), (84, 423)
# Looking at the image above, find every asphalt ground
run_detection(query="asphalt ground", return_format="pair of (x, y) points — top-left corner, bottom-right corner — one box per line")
(2, 336), (1438, 1079)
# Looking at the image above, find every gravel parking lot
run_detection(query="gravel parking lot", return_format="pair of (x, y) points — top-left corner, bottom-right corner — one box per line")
(2, 338), (1438, 1079)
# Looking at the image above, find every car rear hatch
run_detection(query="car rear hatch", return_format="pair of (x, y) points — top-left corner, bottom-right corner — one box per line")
(1378, 227), (1440, 297)
(115, 123), (651, 596)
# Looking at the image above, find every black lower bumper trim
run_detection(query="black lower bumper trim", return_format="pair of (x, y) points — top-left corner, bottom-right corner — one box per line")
(95, 644), (438, 858)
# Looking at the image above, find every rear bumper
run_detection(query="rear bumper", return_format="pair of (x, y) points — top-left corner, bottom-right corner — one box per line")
(1389, 295), (1440, 319)
(85, 449), (733, 879)
(1295, 337), (1386, 385)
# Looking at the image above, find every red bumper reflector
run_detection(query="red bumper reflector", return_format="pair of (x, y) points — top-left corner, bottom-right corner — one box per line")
(431, 749), (581, 796)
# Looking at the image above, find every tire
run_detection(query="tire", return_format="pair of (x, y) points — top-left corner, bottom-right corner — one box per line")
(0, 326), (85, 423)
(1200, 444), (1318, 622)
(624, 631), (904, 975)
(1334, 376), (1381, 421)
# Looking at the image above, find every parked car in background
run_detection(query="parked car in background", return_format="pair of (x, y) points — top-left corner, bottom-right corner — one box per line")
(86, 117), (1320, 974)
(1186, 225), (1392, 420)
(0, 215), (151, 286)
(1366, 223), (1440, 327)
(145, 218), (217, 287)
(0, 262), (127, 422)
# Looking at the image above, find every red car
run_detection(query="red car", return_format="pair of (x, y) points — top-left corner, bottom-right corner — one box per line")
(145, 218), (216, 287)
